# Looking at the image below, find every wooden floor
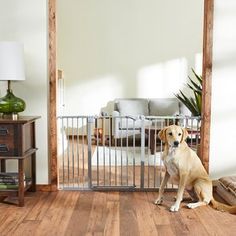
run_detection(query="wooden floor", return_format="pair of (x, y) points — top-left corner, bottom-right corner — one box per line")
(0, 191), (235, 236)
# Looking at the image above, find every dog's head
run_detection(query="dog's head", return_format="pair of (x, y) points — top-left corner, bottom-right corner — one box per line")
(158, 125), (188, 148)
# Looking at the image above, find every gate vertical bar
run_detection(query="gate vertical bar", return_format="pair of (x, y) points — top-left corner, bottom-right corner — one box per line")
(87, 116), (93, 189)
(147, 122), (150, 188)
(109, 116), (112, 186)
(82, 118), (85, 188)
(72, 118), (75, 188)
(67, 118), (70, 187)
(133, 119), (136, 187)
(140, 116), (145, 189)
(96, 118), (99, 186)
(126, 118), (129, 186)
(76, 117), (80, 187)
(61, 117), (65, 189)
(114, 117), (117, 186)
(154, 119), (157, 188)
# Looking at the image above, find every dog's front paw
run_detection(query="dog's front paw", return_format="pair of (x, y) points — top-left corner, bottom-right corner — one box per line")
(154, 197), (163, 205)
(170, 204), (180, 212)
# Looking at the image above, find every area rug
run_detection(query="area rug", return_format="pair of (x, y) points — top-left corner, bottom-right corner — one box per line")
(92, 146), (162, 166)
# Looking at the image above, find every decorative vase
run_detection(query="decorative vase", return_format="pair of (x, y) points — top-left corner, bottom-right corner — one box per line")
(0, 89), (25, 114)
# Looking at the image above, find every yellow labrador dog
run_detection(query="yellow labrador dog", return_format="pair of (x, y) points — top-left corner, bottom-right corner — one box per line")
(154, 125), (236, 214)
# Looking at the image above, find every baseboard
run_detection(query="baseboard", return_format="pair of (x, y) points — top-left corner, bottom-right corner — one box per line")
(36, 184), (58, 192)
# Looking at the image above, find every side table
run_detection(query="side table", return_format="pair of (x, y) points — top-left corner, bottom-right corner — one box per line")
(0, 116), (40, 206)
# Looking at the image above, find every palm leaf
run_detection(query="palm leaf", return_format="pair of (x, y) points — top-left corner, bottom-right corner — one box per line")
(190, 97), (200, 116)
(188, 77), (202, 91)
(175, 94), (197, 115)
(191, 68), (202, 85)
(175, 69), (202, 115)
(175, 91), (199, 116)
(187, 83), (202, 95)
(194, 92), (202, 115)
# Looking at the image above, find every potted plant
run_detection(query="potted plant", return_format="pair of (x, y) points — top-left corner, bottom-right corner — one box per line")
(175, 68), (202, 116)
(175, 68), (202, 156)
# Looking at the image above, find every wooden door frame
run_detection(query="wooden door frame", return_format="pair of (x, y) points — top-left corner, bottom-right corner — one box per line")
(48, 0), (214, 189)
(48, 0), (57, 191)
(200, 0), (214, 172)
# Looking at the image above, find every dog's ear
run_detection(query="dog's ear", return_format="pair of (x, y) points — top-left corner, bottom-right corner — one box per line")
(181, 128), (188, 142)
(158, 127), (167, 142)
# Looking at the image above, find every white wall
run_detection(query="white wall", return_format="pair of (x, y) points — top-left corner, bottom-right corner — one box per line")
(57, 0), (204, 116)
(210, 0), (236, 178)
(0, 0), (49, 184)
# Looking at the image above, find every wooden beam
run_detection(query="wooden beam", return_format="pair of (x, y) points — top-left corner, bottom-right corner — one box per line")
(200, 0), (214, 172)
(48, 0), (58, 189)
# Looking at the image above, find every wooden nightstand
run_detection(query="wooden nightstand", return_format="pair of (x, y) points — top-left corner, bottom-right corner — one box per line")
(0, 116), (40, 206)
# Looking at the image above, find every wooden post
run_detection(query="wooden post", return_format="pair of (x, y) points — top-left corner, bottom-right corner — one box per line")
(49, 0), (58, 190)
(200, 0), (214, 173)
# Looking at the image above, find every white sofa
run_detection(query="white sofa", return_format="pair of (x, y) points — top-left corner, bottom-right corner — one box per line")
(112, 98), (186, 138)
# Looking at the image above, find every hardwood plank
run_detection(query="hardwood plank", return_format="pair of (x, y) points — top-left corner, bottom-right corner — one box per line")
(147, 192), (172, 225)
(0, 194), (36, 235)
(147, 192), (175, 236)
(152, 191), (191, 236)
(168, 211), (190, 236)
(180, 206), (209, 236)
(104, 192), (120, 236)
(132, 192), (158, 236)
(120, 192), (140, 236)
(24, 192), (57, 221)
(65, 191), (95, 236)
(147, 192), (209, 236)
(12, 220), (41, 236)
(33, 191), (79, 236)
(85, 192), (109, 235)
(195, 205), (236, 236)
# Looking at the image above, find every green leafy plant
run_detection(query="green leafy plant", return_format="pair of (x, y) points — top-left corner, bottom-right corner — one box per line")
(175, 69), (202, 116)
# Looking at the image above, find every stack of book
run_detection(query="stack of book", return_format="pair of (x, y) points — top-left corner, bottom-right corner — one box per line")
(0, 172), (30, 189)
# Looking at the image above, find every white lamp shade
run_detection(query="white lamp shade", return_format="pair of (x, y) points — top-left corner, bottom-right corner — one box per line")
(0, 42), (25, 81)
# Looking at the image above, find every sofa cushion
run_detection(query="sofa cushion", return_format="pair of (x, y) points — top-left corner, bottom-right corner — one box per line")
(117, 99), (149, 116)
(149, 98), (179, 116)
(119, 117), (152, 129)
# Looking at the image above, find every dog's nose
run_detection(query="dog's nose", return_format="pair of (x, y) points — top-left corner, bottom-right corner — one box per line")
(173, 141), (179, 147)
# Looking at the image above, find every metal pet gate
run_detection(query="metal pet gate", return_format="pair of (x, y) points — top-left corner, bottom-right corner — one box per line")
(57, 115), (201, 191)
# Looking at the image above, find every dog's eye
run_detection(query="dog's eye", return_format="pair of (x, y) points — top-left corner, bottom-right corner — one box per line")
(168, 132), (172, 136)
(178, 133), (181, 136)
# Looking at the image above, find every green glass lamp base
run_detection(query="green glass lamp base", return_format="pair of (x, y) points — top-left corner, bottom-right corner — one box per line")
(0, 89), (26, 116)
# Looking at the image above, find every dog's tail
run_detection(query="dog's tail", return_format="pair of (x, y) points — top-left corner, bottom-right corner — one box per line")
(210, 199), (236, 214)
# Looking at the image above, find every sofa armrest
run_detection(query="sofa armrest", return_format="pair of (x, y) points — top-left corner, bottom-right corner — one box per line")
(112, 111), (120, 137)
(112, 110), (120, 117)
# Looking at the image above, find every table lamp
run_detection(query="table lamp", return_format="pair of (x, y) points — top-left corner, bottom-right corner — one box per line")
(0, 42), (26, 119)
